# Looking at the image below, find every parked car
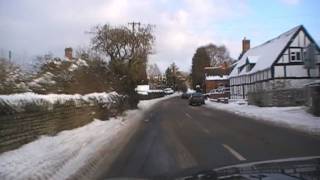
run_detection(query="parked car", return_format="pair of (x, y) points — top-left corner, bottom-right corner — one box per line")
(163, 88), (174, 94)
(189, 93), (205, 105)
(206, 87), (230, 102)
(181, 92), (192, 99)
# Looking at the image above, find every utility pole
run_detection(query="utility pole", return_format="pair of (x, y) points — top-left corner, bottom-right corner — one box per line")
(128, 21), (141, 33)
(128, 22), (141, 61)
(8, 50), (12, 61)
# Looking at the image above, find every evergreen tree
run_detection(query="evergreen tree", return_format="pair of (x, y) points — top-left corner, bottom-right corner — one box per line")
(191, 47), (210, 89)
(0, 58), (29, 94)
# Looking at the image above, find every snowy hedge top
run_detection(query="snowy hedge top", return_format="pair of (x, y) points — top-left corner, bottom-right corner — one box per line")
(28, 58), (89, 89)
(0, 92), (120, 108)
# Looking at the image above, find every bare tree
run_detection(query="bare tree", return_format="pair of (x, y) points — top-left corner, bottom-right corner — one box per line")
(91, 24), (154, 64)
(147, 63), (161, 77)
(91, 23), (155, 107)
(165, 63), (187, 92)
(204, 44), (234, 67)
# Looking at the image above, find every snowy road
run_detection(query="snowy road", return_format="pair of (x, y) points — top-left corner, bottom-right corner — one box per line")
(102, 96), (320, 179)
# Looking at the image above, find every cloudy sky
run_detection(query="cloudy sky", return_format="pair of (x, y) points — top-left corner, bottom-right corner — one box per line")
(0, 0), (319, 72)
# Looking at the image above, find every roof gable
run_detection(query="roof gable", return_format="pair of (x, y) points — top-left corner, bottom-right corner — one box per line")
(230, 25), (302, 77)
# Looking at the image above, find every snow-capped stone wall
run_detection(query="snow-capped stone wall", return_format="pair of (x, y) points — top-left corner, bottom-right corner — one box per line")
(0, 92), (129, 153)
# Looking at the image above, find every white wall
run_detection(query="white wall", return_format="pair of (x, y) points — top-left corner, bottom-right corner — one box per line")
(274, 66), (284, 77)
(286, 65), (308, 77)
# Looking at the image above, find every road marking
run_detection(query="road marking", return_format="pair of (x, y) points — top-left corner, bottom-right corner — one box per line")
(222, 144), (246, 161)
(185, 112), (210, 135)
(185, 113), (192, 119)
(202, 128), (210, 134)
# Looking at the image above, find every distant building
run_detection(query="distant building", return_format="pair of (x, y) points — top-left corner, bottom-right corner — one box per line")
(229, 25), (320, 105)
(204, 64), (232, 93)
(205, 75), (229, 93)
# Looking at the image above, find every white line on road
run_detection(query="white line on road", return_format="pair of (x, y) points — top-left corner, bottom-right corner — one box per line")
(185, 113), (192, 119)
(222, 144), (246, 161)
(184, 112), (211, 135)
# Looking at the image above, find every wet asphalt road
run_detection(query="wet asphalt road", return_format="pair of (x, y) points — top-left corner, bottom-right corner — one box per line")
(102, 96), (320, 179)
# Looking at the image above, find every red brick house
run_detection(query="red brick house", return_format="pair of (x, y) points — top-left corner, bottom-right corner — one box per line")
(204, 64), (232, 93)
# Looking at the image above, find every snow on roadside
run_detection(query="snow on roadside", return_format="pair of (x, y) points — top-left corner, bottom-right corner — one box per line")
(205, 100), (320, 135)
(0, 93), (178, 180)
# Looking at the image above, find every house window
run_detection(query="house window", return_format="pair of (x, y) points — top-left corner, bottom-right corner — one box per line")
(296, 52), (301, 60)
(290, 52), (296, 61)
(246, 65), (250, 72)
(290, 48), (302, 62)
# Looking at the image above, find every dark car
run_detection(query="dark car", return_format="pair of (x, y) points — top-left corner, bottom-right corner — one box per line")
(189, 93), (205, 105)
(181, 92), (192, 99)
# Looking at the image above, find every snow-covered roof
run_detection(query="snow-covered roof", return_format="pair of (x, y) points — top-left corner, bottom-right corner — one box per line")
(230, 25), (302, 77)
(247, 56), (259, 63)
(206, 75), (229, 81)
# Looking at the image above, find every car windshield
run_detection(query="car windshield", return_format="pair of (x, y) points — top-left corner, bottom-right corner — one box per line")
(0, 1), (320, 180)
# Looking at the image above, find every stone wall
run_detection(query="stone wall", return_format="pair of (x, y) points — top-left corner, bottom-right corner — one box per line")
(305, 83), (320, 116)
(0, 96), (129, 153)
(248, 88), (305, 107)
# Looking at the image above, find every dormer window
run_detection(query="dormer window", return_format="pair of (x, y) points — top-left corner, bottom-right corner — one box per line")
(238, 65), (245, 74)
(246, 63), (255, 72)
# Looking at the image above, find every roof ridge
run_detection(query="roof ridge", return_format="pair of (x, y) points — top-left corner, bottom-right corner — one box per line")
(249, 24), (302, 51)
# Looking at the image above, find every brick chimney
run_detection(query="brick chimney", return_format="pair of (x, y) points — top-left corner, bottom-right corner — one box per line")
(242, 37), (250, 53)
(64, 47), (73, 60)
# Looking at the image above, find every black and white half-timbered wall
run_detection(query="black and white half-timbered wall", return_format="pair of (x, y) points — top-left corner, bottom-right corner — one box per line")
(229, 25), (320, 103)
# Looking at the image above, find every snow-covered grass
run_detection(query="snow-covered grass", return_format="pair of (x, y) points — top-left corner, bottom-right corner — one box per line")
(0, 93), (178, 180)
(205, 100), (320, 135)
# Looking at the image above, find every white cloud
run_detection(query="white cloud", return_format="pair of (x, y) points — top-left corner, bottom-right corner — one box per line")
(0, 0), (249, 72)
